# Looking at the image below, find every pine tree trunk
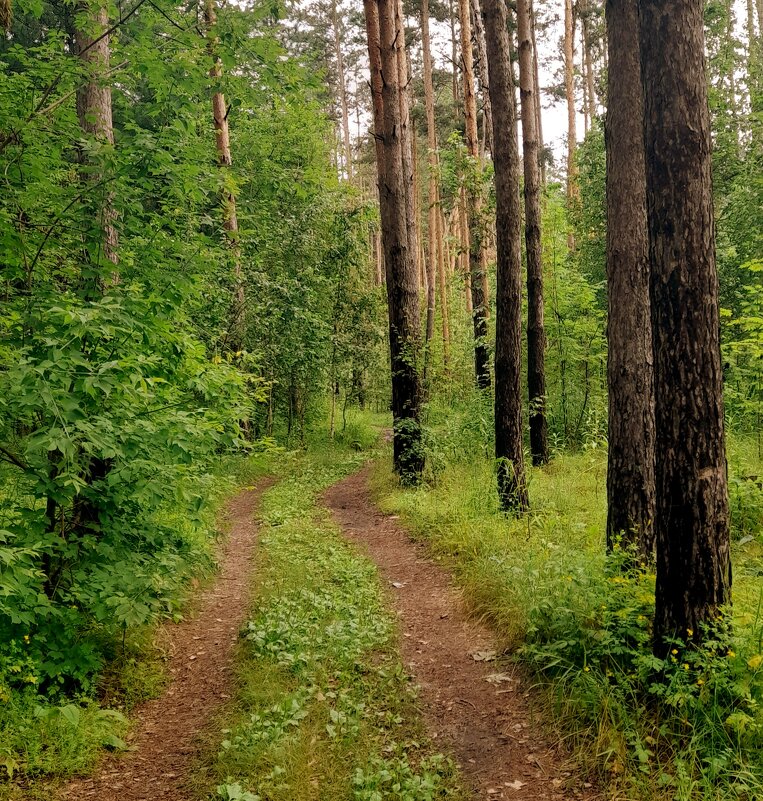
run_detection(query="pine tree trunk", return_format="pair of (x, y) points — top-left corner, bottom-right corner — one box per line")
(396, 0), (419, 290)
(459, 0), (490, 389)
(639, 0), (731, 653)
(75, 3), (118, 268)
(482, 0), (528, 512)
(605, 0), (655, 559)
(450, 0), (460, 112)
(436, 198), (451, 370)
(422, 0), (440, 383)
(747, 0), (762, 113)
(364, 0), (424, 481)
(582, 2), (598, 122)
(470, 0), (494, 156)
(517, 0), (549, 466)
(581, 22), (589, 135)
(530, 0), (547, 186)
(331, 0), (353, 180)
(204, 0), (244, 352)
(564, 0), (578, 249)
(365, 0), (387, 259)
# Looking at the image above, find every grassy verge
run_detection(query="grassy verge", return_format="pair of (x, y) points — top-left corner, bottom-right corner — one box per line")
(371, 422), (763, 801)
(190, 422), (468, 801)
(0, 456), (270, 800)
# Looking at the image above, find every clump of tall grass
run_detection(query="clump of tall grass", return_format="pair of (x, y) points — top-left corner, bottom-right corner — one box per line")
(372, 419), (763, 801)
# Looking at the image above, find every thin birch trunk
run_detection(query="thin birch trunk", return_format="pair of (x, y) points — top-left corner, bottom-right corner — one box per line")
(75, 3), (118, 269)
(204, 0), (245, 351)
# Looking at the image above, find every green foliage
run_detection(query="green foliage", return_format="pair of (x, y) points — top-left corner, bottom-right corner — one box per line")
(723, 262), (763, 437)
(352, 754), (461, 801)
(373, 428), (763, 800)
(0, 0), (380, 713)
(194, 438), (467, 801)
(544, 186), (607, 448)
(0, 692), (127, 786)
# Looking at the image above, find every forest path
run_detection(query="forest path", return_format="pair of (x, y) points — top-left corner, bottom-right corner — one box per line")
(58, 476), (275, 801)
(325, 466), (598, 801)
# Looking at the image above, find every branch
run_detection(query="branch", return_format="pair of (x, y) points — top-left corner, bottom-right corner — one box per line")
(77, 0), (150, 58)
(0, 445), (29, 471)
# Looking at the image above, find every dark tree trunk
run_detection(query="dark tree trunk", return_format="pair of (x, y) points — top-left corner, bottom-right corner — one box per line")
(517, 0), (549, 466)
(639, 0), (731, 653)
(564, 0), (579, 250)
(604, 0), (656, 560)
(364, 0), (424, 481)
(530, 0), (547, 186)
(459, 0), (491, 390)
(395, 0), (419, 290)
(482, 0), (528, 513)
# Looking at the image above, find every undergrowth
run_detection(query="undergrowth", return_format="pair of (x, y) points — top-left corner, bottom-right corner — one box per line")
(371, 413), (763, 801)
(0, 455), (270, 800)
(192, 428), (467, 801)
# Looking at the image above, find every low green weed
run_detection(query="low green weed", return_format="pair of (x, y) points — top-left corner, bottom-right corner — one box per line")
(372, 429), (763, 801)
(193, 440), (467, 801)
(0, 456), (270, 797)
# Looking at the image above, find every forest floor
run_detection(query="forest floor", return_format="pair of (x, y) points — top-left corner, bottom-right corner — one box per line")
(36, 451), (604, 801)
(325, 466), (597, 801)
(55, 476), (276, 801)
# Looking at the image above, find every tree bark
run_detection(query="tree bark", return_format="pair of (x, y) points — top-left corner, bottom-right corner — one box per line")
(459, 0), (490, 389)
(747, 0), (763, 112)
(365, 0), (387, 199)
(396, 0), (419, 291)
(364, 0), (424, 481)
(482, 0), (528, 512)
(581, 18), (589, 135)
(436, 198), (451, 370)
(530, 0), (547, 186)
(564, 0), (578, 249)
(204, 0), (244, 352)
(331, 0), (353, 180)
(470, 0), (494, 156)
(581, 2), (598, 121)
(605, 0), (655, 559)
(450, 0), (460, 112)
(516, 0), (549, 466)
(0, 0), (10, 31)
(75, 3), (118, 268)
(422, 0), (441, 383)
(639, 0), (731, 653)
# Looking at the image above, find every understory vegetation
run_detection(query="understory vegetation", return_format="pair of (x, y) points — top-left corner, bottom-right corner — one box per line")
(1, 0), (762, 799)
(0, 457), (263, 800)
(191, 426), (466, 801)
(372, 410), (763, 801)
